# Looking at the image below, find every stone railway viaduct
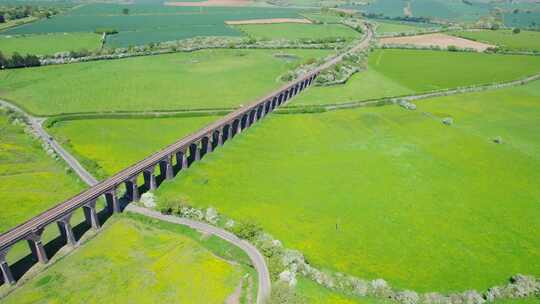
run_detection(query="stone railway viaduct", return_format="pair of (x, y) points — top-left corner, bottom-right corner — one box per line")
(0, 25), (372, 286)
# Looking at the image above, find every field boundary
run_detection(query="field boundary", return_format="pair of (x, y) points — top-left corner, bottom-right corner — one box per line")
(282, 72), (540, 113)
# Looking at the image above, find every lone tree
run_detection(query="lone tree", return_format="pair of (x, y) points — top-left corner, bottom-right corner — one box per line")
(513, 28), (521, 34)
(122, 8), (129, 15)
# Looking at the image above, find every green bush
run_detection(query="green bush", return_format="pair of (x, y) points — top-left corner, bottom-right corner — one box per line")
(232, 221), (262, 241)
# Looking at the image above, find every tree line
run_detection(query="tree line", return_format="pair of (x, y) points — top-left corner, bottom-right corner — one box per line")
(0, 51), (40, 69)
(0, 5), (61, 23)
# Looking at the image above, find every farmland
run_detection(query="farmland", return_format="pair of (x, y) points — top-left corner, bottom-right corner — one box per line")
(450, 30), (540, 52)
(362, 0), (491, 21)
(48, 116), (219, 180)
(150, 79), (540, 292)
(291, 49), (540, 105)
(234, 23), (360, 41)
(2, 214), (251, 303)
(0, 112), (84, 233)
(373, 20), (433, 35)
(503, 11), (540, 29)
(3, 4), (307, 47)
(0, 48), (331, 115)
(0, 33), (102, 57)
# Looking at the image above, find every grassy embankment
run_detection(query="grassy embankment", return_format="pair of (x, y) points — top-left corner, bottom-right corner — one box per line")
(1, 214), (252, 303)
(0, 33), (102, 57)
(234, 23), (360, 41)
(450, 30), (540, 52)
(0, 48), (331, 116)
(291, 49), (540, 106)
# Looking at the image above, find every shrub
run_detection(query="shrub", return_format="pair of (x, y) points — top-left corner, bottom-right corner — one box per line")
(513, 28), (521, 34)
(447, 45), (459, 52)
(95, 28), (118, 35)
(232, 221), (262, 241)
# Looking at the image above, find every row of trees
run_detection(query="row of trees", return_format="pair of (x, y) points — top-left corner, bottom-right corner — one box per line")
(0, 52), (40, 69)
(0, 5), (61, 23)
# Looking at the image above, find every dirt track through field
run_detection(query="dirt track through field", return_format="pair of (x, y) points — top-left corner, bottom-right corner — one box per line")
(380, 33), (495, 51)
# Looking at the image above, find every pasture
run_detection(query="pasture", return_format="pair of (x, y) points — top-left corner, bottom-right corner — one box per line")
(0, 48), (331, 115)
(503, 11), (540, 29)
(2, 214), (251, 303)
(151, 80), (540, 292)
(374, 20), (429, 35)
(0, 112), (84, 234)
(291, 49), (540, 105)
(48, 116), (219, 180)
(0, 33), (102, 57)
(450, 30), (540, 52)
(234, 23), (360, 41)
(3, 4), (306, 47)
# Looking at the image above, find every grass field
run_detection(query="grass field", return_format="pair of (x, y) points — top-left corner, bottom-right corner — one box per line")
(503, 11), (540, 29)
(374, 20), (433, 35)
(450, 30), (540, 52)
(302, 12), (344, 24)
(49, 116), (219, 180)
(0, 48), (331, 116)
(3, 4), (305, 47)
(364, 0), (491, 21)
(2, 214), (251, 303)
(291, 49), (540, 105)
(148, 80), (540, 292)
(0, 112), (84, 234)
(235, 23), (360, 41)
(0, 33), (102, 57)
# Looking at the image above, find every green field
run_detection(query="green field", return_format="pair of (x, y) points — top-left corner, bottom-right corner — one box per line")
(146, 80), (540, 292)
(450, 30), (540, 52)
(364, 0), (491, 22)
(49, 116), (219, 180)
(235, 23), (360, 41)
(302, 12), (344, 24)
(3, 4), (306, 47)
(0, 33), (102, 57)
(374, 20), (431, 35)
(291, 49), (540, 105)
(0, 112), (84, 233)
(0, 48), (331, 116)
(2, 214), (251, 303)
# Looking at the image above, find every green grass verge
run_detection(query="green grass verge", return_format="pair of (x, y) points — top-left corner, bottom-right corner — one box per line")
(449, 30), (540, 52)
(0, 48), (331, 116)
(1, 214), (250, 303)
(151, 80), (540, 292)
(0, 112), (85, 233)
(291, 49), (540, 106)
(0, 32), (102, 57)
(48, 116), (219, 180)
(234, 23), (359, 41)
